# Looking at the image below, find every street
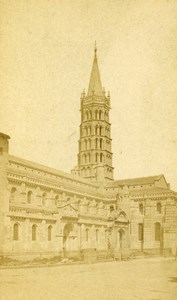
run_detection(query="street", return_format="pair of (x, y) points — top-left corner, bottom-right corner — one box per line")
(0, 257), (176, 300)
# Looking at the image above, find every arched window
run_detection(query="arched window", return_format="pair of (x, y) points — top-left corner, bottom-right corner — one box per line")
(100, 153), (103, 162)
(99, 110), (102, 120)
(139, 204), (144, 215)
(86, 228), (89, 241)
(42, 192), (47, 206)
(94, 125), (98, 135)
(84, 139), (87, 150)
(104, 111), (107, 120)
(88, 126), (91, 135)
(96, 229), (99, 242)
(86, 111), (89, 120)
(89, 111), (92, 119)
(32, 224), (37, 241)
(157, 203), (161, 213)
(138, 223), (144, 241)
(88, 153), (91, 163)
(106, 126), (109, 137)
(13, 223), (19, 241)
(100, 126), (102, 135)
(105, 127), (107, 136)
(155, 223), (161, 241)
(110, 205), (114, 212)
(95, 138), (98, 149)
(86, 168), (89, 176)
(95, 110), (98, 120)
(88, 139), (91, 149)
(105, 229), (108, 242)
(27, 191), (32, 204)
(95, 203), (98, 214)
(55, 195), (59, 206)
(82, 140), (84, 150)
(48, 225), (52, 241)
(100, 138), (103, 149)
(10, 187), (17, 201)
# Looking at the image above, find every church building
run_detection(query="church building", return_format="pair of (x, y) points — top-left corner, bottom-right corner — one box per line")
(0, 47), (176, 260)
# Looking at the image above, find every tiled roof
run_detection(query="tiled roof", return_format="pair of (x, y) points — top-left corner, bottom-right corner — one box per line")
(8, 154), (99, 188)
(130, 187), (177, 196)
(109, 175), (164, 187)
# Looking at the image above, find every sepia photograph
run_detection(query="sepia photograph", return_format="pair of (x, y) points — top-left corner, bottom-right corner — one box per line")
(0, 0), (177, 299)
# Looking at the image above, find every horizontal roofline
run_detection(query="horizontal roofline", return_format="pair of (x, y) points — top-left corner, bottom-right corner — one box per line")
(8, 154), (99, 188)
(106, 175), (165, 187)
(130, 187), (177, 196)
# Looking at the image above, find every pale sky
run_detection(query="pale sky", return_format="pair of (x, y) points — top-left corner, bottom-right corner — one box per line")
(0, 0), (177, 190)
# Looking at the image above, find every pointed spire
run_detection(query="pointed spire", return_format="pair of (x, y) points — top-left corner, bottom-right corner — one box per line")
(87, 42), (102, 96)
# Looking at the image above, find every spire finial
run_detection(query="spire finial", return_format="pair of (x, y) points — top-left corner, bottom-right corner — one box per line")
(94, 41), (97, 55)
(87, 42), (102, 96)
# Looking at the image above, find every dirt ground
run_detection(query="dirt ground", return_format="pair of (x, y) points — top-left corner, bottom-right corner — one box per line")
(0, 257), (176, 300)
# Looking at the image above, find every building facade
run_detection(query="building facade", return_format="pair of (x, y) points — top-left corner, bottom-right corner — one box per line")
(0, 48), (177, 260)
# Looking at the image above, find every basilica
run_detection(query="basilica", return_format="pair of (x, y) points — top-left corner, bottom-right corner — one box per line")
(0, 47), (176, 261)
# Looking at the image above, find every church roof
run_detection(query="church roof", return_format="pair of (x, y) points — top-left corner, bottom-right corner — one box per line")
(130, 187), (177, 196)
(0, 132), (10, 139)
(87, 46), (102, 96)
(110, 175), (165, 187)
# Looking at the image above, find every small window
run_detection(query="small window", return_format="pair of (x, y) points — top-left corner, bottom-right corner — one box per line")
(155, 223), (161, 241)
(139, 204), (144, 215)
(105, 230), (107, 241)
(95, 138), (98, 149)
(55, 195), (59, 206)
(138, 223), (143, 241)
(157, 203), (161, 213)
(86, 228), (89, 241)
(42, 193), (46, 206)
(32, 224), (37, 241)
(27, 191), (32, 204)
(13, 223), (19, 241)
(110, 205), (114, 212)
(95, 203), (98, 214)
(48, 225), (52, 241)
(11, 187), (17, 200)
(95, 110), (98, 120)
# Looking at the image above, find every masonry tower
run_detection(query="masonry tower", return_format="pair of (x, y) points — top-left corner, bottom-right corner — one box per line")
(72, 46), (114, 183)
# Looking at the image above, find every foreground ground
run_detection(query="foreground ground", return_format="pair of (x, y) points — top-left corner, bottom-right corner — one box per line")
(0, 257), (176, 300)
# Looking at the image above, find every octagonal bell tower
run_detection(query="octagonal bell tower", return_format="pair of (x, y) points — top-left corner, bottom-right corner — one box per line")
(72, 46), (114, 183)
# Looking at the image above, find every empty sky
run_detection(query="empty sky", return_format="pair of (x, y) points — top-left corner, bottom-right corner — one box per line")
(0, 0), (177, 189)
